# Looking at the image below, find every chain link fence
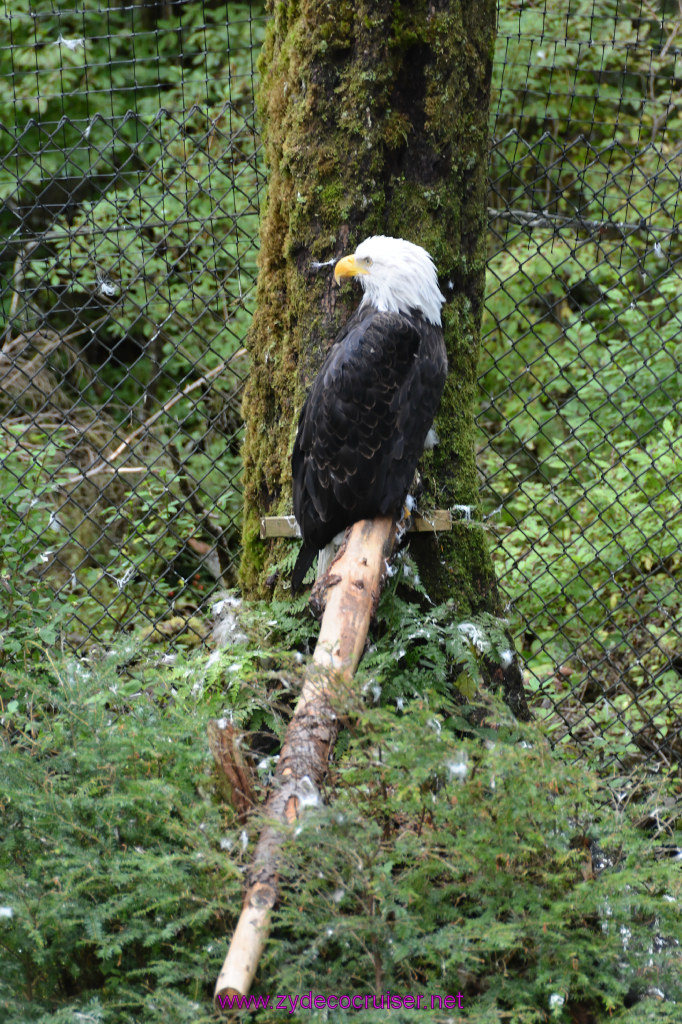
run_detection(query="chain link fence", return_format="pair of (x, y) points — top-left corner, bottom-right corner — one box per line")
(483, 1), (682, 771)
(2, 2), (680, 769)
(1, 1), (267, 647)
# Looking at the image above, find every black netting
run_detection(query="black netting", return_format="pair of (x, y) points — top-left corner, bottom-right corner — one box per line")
(1, 2), (267, 647)
(482, 1), (682, 771)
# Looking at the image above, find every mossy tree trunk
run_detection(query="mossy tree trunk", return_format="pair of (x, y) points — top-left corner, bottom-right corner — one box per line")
(240, 0), (528, 717)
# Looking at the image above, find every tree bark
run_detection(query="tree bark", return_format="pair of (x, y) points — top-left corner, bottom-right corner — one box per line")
(240, 0), (529, 716)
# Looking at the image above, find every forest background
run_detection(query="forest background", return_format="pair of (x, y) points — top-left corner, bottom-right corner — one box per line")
(1, 2), (680, 1022)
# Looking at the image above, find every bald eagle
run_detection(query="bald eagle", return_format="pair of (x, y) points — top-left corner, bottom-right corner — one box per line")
(291, 236), (447, 592)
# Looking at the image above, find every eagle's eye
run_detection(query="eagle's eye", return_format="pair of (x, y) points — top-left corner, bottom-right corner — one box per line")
(364, 256), (373, 268)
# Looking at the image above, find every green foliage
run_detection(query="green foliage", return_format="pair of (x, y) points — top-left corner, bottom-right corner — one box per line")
(268, 698), (681, 1022)
(1, 2), (262, 194)
(2, 588), (680, 1023)
(483, 2), (682, 753)
(39, 112), (259, 387)
(0, 642), (249, 1024)
(73, 469), (228, 640)
(494, 0), (682, 176)
(0, 591), (312, 1023)
(0, 420), (241, 645)
(1, 0), (262, 354)
(0, 2), (265, 644)
(2, 4), (682, 1021)
(481, 239), (682, 755)
(0, 440), (66, 666)
(360, 556), (516, 707)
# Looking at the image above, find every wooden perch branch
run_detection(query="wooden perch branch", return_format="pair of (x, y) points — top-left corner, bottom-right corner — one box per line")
(260, 508), (452, 538)
(214, 516), (397, 1007)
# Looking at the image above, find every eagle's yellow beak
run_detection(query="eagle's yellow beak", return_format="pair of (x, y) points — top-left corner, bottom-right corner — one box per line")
(334, 253), (368, 285)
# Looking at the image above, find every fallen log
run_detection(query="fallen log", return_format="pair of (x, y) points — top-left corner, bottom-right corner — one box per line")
(214, 516), (396, 1006)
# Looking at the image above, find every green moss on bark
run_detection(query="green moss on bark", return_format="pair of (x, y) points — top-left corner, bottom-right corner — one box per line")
(241, 0), (505, 622)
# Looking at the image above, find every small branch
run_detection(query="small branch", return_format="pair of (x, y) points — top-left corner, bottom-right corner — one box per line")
(62, 351), (246, 485)
(62, 465), (149, 479)
(168, 441), (232, 576)
(487, 206), (651, 239)
(640, 0), (682, 143)
(214, 516), (396, 1007)
(1, 316), (109, 360)
(5, 248), (28, 339)
(207, 719), (256, 822)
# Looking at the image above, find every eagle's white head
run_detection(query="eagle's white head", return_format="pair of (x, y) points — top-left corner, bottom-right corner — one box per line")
(334, 235), (445, 327)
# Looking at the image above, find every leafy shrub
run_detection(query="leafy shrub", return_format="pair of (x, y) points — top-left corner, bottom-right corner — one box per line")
(0, 442), (66, 667)
(0, 644), (245, 1024)
(269, 697), (682, 1023)
(2, 597), (680, 1024)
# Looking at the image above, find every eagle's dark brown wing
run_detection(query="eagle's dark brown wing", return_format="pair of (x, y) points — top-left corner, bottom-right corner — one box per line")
(291, 306), (446, 592)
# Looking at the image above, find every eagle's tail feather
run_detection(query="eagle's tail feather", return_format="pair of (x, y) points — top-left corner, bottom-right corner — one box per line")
(291, 542), (318, 594)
